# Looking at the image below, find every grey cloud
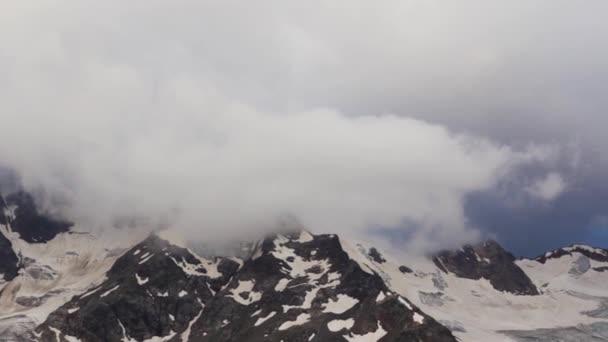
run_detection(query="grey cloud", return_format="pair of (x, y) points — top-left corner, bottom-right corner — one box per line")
(0, 1), (605, 253)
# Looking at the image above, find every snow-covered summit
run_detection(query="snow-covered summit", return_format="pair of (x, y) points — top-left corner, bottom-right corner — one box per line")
(534, 244), (608, 264)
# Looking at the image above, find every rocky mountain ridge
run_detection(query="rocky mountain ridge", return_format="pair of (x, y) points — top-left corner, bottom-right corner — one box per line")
(432, 240), (539, 295)
(1, 190), (608, 341)
(34, 231), (456, 342)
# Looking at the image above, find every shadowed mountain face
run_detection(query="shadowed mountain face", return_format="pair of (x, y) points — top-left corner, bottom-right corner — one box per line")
(3, 191), (72, 243)
(0, 230), (19, 282)
(0, 195), (20, 281)
(433, 240), (539, 295)
(535, 245), (608, 264)
(36, 235), (241, 342)
(35, 232), (457, 342)
(0, 194), (7, 226)
(0, 190), (74, 283)
(187, 233), (455, 342)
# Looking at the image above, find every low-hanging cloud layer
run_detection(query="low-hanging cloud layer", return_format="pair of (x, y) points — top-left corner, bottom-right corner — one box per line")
(0, 67), (548, 251)
(1, 1), (607, 254)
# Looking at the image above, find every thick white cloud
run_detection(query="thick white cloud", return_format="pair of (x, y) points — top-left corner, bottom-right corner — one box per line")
(0, 67), (541, 250)
(527, 172), (566, 201)
(0, 0), (585, 251)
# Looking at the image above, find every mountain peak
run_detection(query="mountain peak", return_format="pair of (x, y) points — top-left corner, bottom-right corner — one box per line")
(1, 191), (72, 243)
(33, 230), (457, 342)
(433, 239), (539, 295)
(534, 244), (608, 264)
(1, 223), (608, 340)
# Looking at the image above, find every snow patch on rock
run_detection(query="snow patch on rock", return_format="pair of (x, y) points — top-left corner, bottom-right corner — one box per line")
(135, 274), (149, 285)
(254, 311), (276, 327)
(227, 280), (262, 305)
(344, 321), (386, 342)
(278, 313), (311, 330)
(327, 318), (354, 332)
(322, 294), (359, 314)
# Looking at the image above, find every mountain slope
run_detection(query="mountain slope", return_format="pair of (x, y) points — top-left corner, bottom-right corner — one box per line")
(432, 240), (538, 295)
(0, 225), (19, 283)
(1, 193), (608, 341)
(186, 232), (454, 342)
(0, 191), (147, 341)
(35, 231), (456, 342)
(0, 194), (23, 282)
(2, 191), (72, 244)
(36, 234), (241, 341)
(349, 239), (608, 341)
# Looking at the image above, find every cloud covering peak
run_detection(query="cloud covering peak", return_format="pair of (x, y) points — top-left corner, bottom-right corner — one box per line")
(1, 1), (606, 254)
(0, 66), (547, 251)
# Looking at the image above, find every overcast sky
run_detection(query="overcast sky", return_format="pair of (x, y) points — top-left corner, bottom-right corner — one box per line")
(1, 1), (607, 256)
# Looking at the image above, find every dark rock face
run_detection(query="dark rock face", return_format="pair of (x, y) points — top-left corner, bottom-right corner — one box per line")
(186, 232), (455, 342)
(0, 194), (7, 225)
(433, 240), (539, 296)
(368, 247), (386, 264)
(2, 191), (72, 243)
(36, 235), (241, 342)
(0, 195), (20, 282)
(0, 229), (19, 282)
(399, 265), (413, 274)
(36, 232), (457, 342)
(535, 245), (608, 264)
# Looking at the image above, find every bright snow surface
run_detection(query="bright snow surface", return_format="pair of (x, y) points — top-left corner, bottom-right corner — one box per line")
(0, 223), (148, 337)
(344, 239), (608, 341)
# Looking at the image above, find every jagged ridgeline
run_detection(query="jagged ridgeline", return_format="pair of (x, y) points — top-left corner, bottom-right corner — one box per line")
(1, 190), (608, 341)
(432, 240), (539, 295)
(35, 232), (456, 342)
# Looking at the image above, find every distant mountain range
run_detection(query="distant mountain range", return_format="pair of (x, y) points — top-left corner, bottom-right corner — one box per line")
(0, 191), (607, 341)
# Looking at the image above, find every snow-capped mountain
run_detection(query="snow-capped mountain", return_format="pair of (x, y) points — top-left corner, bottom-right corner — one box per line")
(1, 191), (608, 341)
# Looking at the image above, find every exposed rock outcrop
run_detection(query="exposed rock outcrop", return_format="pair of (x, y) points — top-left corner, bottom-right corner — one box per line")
(433, 240), (539, 295)
(36, 232), (457, 342)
